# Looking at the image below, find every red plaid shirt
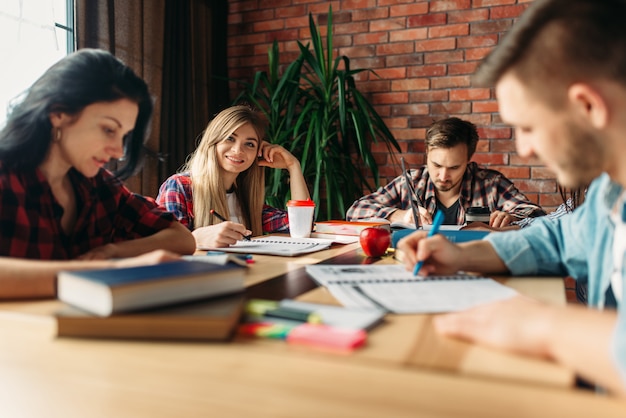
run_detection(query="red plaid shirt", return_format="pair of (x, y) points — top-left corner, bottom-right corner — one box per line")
(0, 164), (177, 259)
(156, 173), (289, 233)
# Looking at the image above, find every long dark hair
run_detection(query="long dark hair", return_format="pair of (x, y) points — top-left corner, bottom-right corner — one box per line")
(0, 48), (153, 179)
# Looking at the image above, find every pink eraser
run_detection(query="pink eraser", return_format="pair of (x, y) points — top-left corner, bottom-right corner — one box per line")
(286, 323), (367, 351)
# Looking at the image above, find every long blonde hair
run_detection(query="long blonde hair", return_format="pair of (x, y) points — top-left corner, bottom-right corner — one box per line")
(182, 105), (267, 236)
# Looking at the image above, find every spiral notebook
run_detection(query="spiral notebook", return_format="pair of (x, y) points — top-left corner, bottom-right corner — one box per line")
(305, 264), (518, 314)
(198, 237), (333, 257)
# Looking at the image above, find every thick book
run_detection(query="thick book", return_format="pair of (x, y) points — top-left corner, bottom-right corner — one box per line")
(314, 220), (391, 236)
(55, 294), (245, 341)
(57, 260), (246, 317)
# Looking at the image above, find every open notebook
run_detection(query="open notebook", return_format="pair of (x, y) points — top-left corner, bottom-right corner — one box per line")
(305, 264), (517, 314)
(198, 236), (333, 257)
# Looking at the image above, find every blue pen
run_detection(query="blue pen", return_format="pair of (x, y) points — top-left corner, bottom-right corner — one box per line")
(413, 210), (445, 276)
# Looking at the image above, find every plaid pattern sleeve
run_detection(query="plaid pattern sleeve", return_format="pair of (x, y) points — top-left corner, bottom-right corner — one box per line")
(96, 171), (176, 242)
(156, 173), (194, 230)
(346, 174), (412, 221)
(262, 204), (289, 233)
(461, 163), (546, 222)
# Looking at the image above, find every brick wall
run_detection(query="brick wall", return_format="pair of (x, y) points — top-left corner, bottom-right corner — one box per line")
(226, 0), (562, 212)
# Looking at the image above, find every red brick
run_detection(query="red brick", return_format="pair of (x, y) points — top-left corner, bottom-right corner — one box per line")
(490, 4), (529, 19)
(472, 100), (499, 113)
(240, 9), (274, 23)
(371, 92), (410, 105)
(429, 0), (472, 11)
(334, 22), (369, 35)
(407, 13), (447, 27)
(394, 128), (428, 141)
(472, 153), (507, 165)
(490, 140), (516, 152)
(410, 90), (449, 102)
(448, 61), (480, 75)
(378, 42), (416, 55)
(350, 57), (386, 69)
(531, 167), (558, 179)
(431, 75), (471, 89)
(390, 28), (429, 42)
(474, 0), (516, 6)
(391, 104), (431, 116)
(492, 166), (530, 179)
(373, 67), (407, 80)
(424, 50), (464, 64)
(457, 34), (499, 48)
(408, 64), (447, 77)
(341, 0), (377, 9)
(354, 32), (389, 45)
(285, 16), (309, 29)
(448, 9), (489, 23)
(352, 8), (389, 21)
(230, 0), (259, 13)
(339, 45), (377, 58)
(475, 140), (489, 153)
(383, 117), (409, 129)
(450, 88), (490, 100)
(465, 47), (494, 61)
(478, 126), (511, 139)
(359, 79), (392, 92)
(470, 20), (513, 34)
(390, 3), (429, 17)
(416, 38), (456, 52)
(275, 5), (308, 18)
(391, 78), (430, 91)
(429, 23), (469, 38)
(386, 54), (424, 67)
(371, 18), (406, 32)
(430, 101), (471, 114)
(270, 30), (301, 42)
(253, 20), (284, 32)
(540, 193), (566, 207)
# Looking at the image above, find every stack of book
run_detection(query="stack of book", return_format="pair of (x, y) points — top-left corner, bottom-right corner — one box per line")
(55, 260), (247, 341)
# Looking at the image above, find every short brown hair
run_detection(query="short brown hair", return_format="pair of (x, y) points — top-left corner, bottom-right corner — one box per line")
(473, 0), (626, 107)
(425, 117), (479, 159)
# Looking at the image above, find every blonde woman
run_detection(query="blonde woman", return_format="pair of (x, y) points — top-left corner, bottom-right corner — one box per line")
(157, 105), (310, 248)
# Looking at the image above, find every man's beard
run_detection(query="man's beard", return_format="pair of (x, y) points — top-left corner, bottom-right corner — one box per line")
(553, 121), (604, 189)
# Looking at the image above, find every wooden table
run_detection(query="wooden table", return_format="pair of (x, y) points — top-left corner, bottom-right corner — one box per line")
(0, 242), (625, 417)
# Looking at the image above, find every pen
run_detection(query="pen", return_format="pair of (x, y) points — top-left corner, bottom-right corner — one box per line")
(401, 157), (422, 229)
(413, 210), (444, 276)
(210, 209), (251, 241)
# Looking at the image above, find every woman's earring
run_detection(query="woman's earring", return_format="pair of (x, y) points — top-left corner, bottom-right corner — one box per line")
(54, 128), (62, 143)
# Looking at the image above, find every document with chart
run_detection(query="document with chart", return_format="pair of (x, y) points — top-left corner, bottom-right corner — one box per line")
(305, 264), (517, 314)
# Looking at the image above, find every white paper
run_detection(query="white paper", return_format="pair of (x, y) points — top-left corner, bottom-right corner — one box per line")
(199, 237), (332, 257)
(305, 264), (517, 314)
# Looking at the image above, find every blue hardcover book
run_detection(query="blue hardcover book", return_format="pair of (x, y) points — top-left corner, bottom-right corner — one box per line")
(58, 260), (245, 317)
(391, 229), (490, 248)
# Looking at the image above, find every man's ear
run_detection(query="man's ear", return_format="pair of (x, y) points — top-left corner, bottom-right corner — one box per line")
(567, 83), (608, 129)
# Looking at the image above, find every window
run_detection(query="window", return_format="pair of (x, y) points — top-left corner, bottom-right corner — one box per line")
(0, 0), (74, 127)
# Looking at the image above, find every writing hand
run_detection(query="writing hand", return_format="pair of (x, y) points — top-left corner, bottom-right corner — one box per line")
(396, 230), (463, 275)
(193, 222), (252, 248)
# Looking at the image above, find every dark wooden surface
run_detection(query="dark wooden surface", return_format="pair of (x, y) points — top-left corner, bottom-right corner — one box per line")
(245, 247), (382, 300)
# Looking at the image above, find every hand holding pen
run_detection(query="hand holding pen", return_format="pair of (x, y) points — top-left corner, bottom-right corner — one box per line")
(210, 209), (252, 241)
(412, 210), (444, 276)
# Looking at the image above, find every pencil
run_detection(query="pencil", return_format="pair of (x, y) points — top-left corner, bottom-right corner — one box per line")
(412, 210), (444, 276)
(210, 209), (252, 241)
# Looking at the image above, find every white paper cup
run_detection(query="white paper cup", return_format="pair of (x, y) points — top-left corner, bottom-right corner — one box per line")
(287, 199), (316, 238)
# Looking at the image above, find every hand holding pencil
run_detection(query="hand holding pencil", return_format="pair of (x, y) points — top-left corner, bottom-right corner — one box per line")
(191, 210), (252, 249)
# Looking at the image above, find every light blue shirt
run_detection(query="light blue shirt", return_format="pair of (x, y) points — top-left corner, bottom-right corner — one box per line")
(485, 173), (626, 382)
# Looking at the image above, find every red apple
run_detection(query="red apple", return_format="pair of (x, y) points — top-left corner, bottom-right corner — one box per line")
(359, 227), (391, 257)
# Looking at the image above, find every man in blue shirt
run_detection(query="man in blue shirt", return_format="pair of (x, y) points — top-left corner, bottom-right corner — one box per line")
(397, 0), (626, 395)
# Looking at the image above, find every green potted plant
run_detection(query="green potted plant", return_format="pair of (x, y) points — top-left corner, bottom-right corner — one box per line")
(234, 6), (401, 219)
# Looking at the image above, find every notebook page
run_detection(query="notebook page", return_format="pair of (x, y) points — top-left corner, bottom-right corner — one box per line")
(199, 237), (333, 256)
(305, 264), (517, 313)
